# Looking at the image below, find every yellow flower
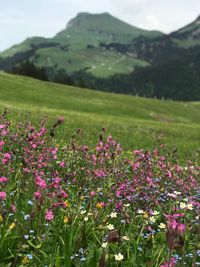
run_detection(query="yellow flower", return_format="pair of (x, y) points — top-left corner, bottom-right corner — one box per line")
(148, 234), (154, 241)
(114, 253), (124, 261)
(80, 195), (84, 200)
(96, 203), (103, 209)
(143, 212), (149, 219)
(187, 203), (193, 210)
(159, 223), (166, 229)
(0, 214), (3, 223)
(22, 256), (29, 265)
(63, 216), (69, 224)
(65, 201), (70, 208)
(9, 222), (16, 230)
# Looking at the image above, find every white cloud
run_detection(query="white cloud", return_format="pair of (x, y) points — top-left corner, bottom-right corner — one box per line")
(139, 15), (169, 32)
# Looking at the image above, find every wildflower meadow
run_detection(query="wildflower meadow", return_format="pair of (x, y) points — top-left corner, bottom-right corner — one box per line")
(0, 112), (199, 267)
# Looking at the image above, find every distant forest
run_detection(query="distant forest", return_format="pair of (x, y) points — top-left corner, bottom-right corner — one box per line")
(6, 56), (200, 101)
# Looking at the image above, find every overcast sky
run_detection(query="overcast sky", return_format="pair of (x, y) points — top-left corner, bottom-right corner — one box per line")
(1, 0), (200, 51)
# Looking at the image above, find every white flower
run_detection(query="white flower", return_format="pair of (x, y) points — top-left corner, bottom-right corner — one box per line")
(101, 242), (108, 248)
(167, 193), (176, 198)
(106, 224), (114, 230)
(84, 217), (88, 222)
(122, 236), (129, 241)
(149, 216), (156, 223)
(187, 203), (193, 210)
(159, 223), (166, 229)
(115, 253), (124, 261)
(80, 210), (86, 215)
(124, 204), (130, 207)
(152, 211), (159, 216)
(180, 202), (186, 209)
(137, 209), (144, 214)
(174, 191), (181, 195)
(87, 212), (93, 216)
(110, 212), (117, 218)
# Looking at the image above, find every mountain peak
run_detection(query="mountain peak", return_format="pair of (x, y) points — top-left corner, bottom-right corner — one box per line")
(66, 12), (113, 28)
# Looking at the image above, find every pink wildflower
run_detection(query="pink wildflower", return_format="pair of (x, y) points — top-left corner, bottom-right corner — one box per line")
(11, 204), (16, 212)
(90, 191), (96, 197)
(34, 191), (42, 199)
(0, 140), (5, 151)
(0, 177), (8, 183)
(45, 210), (54, 221)
(2, 153), (11, 165)
(160, 257), (176, 267)
(0, 191), (6, 200)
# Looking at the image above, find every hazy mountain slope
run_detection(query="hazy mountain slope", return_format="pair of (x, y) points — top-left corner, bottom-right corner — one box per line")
(0, 12), (162, 77)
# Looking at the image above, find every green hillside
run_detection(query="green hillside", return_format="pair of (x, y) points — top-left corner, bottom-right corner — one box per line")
(0, 72), (199, 162)
(0, 12), (162, 78)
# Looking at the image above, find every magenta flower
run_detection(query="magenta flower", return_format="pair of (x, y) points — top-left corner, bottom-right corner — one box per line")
(34, 191), (42, 199)
(0, 191), (6, 200)
(2, 153), (11, 165)
(90, 191), (96, 197)
(0, 140), (5, 151)
(0, 177), (8, 183)
(45, 210), (54, 221)
(94, 169), (106, 178)
(160, 257), (177, 267)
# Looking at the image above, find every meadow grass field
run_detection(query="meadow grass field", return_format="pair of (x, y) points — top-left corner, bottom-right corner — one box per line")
(0, 72), (199, 162)
(0, 72), (200, 267)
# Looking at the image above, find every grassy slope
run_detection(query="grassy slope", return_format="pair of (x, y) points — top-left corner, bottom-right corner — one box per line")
(0, 72), (199, 162)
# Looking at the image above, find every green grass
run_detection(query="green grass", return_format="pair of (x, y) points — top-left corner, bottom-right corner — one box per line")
(35, 46), (149, 77)
(0, 72), (199, 162)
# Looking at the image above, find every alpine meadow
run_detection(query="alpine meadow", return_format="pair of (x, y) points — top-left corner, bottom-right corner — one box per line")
(0, 4), (200, 267)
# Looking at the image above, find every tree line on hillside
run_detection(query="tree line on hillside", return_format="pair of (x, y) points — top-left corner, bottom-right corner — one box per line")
(6, 57), (200, 101)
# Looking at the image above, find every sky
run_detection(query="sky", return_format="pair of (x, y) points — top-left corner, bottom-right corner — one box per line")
(1, 0), (200, 52)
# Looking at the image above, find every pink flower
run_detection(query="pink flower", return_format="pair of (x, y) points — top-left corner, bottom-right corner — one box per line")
(167, 170), (172, 178)
(34, 191), (42, 199)
(2, 153), (11, 165)
(0, 140), (5, 151)
(94, 169), (106, 178)
(115, 201), (123, 209)
(59, 161), (65, 167)
(160, 257), (176, 267)
(116, 191), (121, 197)
(177, 223), (186, 234)
(35, 176), (47, 189)
(90, 191), (96, 197)
(0, 191), (6, 200)
(0, 177), (8, 183)
(11, 204), (16, 212)
(45, 210), (54, 221)
(164, 213), (185, 219)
